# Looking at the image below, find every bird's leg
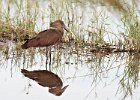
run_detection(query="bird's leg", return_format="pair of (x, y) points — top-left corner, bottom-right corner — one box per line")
(45, 46), (52, 71)
(46, 46), (49, 70)
(49, 47), (52, 71)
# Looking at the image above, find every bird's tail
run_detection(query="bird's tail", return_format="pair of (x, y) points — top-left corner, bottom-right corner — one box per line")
(21, 38), (37, 49)
(21, 69), (31, 77)
(21, 40), (29, 49)
(21, 69), (28, 74)
(21, 69), (37, 81)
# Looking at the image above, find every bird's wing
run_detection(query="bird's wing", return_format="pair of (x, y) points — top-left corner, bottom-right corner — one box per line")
(21, 70), (63, 87)
(35, 29), (61, 46)
(36, 29), (59, 38)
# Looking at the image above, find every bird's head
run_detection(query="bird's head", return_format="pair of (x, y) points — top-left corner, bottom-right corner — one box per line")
(50, 20), (70, 32)
(49, 85), (69, 96)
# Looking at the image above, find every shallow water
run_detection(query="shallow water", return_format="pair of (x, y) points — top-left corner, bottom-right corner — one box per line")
(0, 44), (140, 100)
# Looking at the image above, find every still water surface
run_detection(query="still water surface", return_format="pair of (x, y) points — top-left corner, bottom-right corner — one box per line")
(0, 43), (140, 100)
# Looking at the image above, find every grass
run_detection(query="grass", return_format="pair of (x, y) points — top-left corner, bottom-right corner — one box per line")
(0, 0), (140, 52)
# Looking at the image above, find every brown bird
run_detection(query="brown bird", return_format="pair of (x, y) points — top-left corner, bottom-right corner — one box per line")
(21, 69), (68, 96)
(21, 20), (70, 49)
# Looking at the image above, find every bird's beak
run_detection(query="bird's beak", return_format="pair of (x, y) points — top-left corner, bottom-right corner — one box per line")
(62, 85), (69, 92)
(63, 25), (75, 37)
(63, 25), (70, 32)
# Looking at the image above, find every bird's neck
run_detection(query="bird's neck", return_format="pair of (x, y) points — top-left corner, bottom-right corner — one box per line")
(50, 27), (64, 36)
(50, 27), (57, 30)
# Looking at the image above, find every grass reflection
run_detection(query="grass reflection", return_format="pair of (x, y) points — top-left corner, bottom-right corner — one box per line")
(118, 53), (140, 99)
(0, 43), (140, 99)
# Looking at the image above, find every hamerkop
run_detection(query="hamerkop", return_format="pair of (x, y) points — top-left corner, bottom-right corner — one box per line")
(21, 20), (69, 49)
(21, 69), (68, 96)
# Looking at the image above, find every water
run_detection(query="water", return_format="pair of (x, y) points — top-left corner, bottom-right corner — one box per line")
(0, 44), (140, 100)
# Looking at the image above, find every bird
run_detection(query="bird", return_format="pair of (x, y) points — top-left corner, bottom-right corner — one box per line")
(21, 20), (70, 49)
(21, 69), (69, 96)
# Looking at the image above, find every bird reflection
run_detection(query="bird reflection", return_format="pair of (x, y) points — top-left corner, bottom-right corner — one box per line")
(21, 69), (68, 96)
